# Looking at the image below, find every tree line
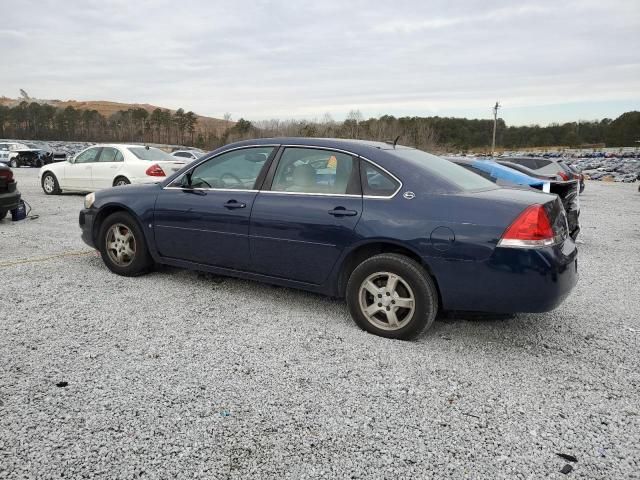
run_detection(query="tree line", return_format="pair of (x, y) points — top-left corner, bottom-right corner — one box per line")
(0, 101), (199, 146)
(1, 101), (638, 151)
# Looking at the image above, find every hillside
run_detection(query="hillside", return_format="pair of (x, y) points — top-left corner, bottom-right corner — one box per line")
(0, 95), (233, 136)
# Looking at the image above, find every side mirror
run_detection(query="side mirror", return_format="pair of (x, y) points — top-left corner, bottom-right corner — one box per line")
(181, 172), (193, 189)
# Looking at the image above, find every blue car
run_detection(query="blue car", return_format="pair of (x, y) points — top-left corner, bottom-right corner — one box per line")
(79, 138), (578, 339)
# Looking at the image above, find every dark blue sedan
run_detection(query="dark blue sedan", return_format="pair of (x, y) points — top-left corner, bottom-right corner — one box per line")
(79, 138), (578, 339)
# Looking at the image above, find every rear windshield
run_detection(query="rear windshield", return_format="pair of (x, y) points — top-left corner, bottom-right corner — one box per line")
(391, 149), (496, 191)
(128, 147), (174, 161)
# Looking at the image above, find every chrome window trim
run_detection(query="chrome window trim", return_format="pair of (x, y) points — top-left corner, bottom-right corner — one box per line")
(162, 144), (279, 191)
(359, 157), (403, 199)
(161, 143), (403, 199)
(273, 144), (403, 199)
(163, 187), (259, 193)
(259, 191), (362, 198)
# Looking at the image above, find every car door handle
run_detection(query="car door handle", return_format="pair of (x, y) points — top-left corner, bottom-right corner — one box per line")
(224, 200), (246, 209)
(328, 207), (358, 217)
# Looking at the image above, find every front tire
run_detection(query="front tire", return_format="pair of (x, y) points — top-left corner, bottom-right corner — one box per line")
(98, 211), (152, 276)
(0, 209), (8, 220)
(9, 158), (18, 168)
(346, 253), (438, 339)
(41, 172), (61, 195)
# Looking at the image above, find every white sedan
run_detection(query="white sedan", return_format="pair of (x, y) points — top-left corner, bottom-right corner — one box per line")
(39, 144), (187, 194)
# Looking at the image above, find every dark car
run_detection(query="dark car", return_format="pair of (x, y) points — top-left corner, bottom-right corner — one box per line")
(0, 164), (20, 219)
(7, 142), (66, 168)
(501, 156), (584, 193)
(496, 160), (580, 240)
(79, 138), (578, 339)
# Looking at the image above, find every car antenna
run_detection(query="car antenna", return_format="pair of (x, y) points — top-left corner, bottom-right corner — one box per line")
(384, 135), (401, 148)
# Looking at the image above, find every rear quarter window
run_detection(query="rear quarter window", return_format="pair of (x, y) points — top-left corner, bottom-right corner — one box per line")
(361, 162), (400, 196)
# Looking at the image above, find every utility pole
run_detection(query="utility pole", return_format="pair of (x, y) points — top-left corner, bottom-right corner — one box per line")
(491, 101), (500, 156)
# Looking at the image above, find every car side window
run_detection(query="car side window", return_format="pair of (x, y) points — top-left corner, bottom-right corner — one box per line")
(75, 147), (101, 164)
(174, 152), (189, 158)
(99, 147), (124, 162)
(271, 148), (357, 195)
(361, 162), (400, 197)
(174, 146), (274, 190)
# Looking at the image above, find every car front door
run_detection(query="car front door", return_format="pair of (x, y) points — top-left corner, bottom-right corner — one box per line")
(153, 146), (276, 270)
(64, 147), (101, 189)
(249, 147), (362, 285)
(92, 147), (124, 189)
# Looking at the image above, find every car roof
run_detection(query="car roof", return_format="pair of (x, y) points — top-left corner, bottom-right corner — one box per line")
(223, 137), (404, 155)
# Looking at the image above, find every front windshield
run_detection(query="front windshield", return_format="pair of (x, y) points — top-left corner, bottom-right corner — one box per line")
(391, 149), (496, 191)
(128, 147), (175, 161)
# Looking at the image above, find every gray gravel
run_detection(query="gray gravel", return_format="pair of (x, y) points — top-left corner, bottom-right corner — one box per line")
(1, 169), (639, 479)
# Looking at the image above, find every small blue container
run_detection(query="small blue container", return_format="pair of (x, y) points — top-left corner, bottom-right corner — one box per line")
(11, 200), (27, 221)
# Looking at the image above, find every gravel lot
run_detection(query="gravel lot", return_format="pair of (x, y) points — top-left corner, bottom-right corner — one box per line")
(1, 168), (639, 479)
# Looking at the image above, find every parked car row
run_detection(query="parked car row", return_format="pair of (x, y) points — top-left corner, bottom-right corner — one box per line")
(0, 141), (66, 168)
(77, 138), (578, 340)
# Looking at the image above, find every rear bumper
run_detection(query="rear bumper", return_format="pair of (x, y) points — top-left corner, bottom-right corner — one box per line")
(79, 208), (96, 248)
(0, 189), (21, 212)
(428, 240), (578, 313)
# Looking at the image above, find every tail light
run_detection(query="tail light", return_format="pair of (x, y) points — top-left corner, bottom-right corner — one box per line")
(0, 169), (13, 182)
(557, 170), (569, 181)
(145, 164), (166, 177)
(498, 204), (556, 248)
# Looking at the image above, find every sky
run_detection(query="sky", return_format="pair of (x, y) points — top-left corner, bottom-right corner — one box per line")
(1, 0), (639, 125)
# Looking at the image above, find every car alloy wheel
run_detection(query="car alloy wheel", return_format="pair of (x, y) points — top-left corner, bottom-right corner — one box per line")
(358, 271), (416, 330)
(9, 159), (17, 168)
(105, 223), (137, 267)
(43, 175), (55, 193)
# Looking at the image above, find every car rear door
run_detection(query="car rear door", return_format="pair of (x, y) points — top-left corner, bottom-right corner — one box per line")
(91, 147), (124, 189)
(249, 147), (362, 285)
(153, 146), (276, 270)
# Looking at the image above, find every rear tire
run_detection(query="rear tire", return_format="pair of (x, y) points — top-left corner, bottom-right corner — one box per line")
(113, 176), (130, 187)
(9, 158), (18, 168)
(346, 253), (438, 339)
(0, 209), (8, 220)
(41, 172), (61, 195)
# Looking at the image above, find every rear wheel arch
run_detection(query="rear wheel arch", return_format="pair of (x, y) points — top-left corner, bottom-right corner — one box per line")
(113, 176), (131, 187)
(336, 241), (442, 302)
